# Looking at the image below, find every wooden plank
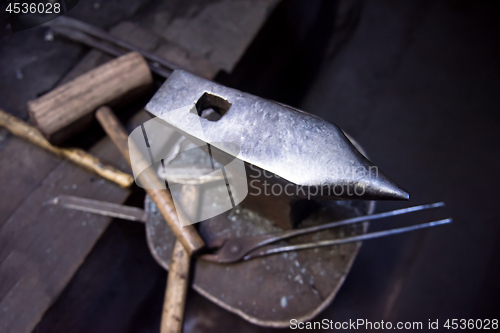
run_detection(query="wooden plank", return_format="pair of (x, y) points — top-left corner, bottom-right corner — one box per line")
(159, 0), (280, 72)
(60, 21), (220, 82)
(0, 138), (61, 229)
(0, 23), (160, 333)
(56, 1), (277, 89)
(2, 18), (170, 230)
(0, 102), (154, 333)
(28, 52), (153, 144)
(0, 6), (211, 333)
(0, 4), (279, 331)
(109, 21), (220, 79)
(0, 135), (131, 333)
(0, 32), (84, 229)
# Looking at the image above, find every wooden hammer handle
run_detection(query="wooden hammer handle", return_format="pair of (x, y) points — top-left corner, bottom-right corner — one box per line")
(94, 106), (130, 164)
(160, 240), (191, 333)
(95, 106), (205, 255)
(0, 108), (133, 188)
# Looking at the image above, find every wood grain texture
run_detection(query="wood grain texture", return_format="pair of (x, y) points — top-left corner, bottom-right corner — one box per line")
(58, 21), (220, 86)
(0, 136), (131, 333)
(0, 11), (217, 333)
(160, 241), (191, 333)
(0, 4), (279, 331)
(0, 137), (61, 229)
(110, 21), (219, 79)
(95, 106), (130, 163)
(0, 108), (133, 188)
(28, 52), (153, 144)
(160, 0), (280, 73)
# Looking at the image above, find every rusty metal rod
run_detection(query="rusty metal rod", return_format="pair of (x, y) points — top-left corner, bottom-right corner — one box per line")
(0, 108), (133, 188)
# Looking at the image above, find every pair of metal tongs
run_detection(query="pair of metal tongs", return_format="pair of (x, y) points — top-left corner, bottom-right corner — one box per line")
(48, 196), (451, 263)
(200, 202), (450, 263)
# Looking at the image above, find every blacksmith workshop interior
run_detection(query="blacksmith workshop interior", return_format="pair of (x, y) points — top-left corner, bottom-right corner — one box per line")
(0, 0), (499, 332)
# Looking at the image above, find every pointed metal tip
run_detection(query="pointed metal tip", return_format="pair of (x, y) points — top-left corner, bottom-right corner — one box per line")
(366, 178), (410, 201)
(381, 183), (410, 200)
(392, 187), (410, 200)
(43, 197), (59, 206)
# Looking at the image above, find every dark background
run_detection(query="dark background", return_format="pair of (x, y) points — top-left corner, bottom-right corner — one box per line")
(1, 0), (499, 331)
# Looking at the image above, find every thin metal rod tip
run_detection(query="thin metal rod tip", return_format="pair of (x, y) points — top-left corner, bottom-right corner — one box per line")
(243, 217), (453, 260)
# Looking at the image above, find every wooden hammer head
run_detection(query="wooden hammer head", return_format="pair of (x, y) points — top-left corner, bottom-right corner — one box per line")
(28, 52), (153, 144)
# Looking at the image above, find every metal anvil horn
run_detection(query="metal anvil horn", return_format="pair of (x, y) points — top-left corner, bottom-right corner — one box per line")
(145, 70), (409, 204)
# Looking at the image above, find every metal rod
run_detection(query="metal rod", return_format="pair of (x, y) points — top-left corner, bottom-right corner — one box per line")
(246, 202), (445, 250)
(49, 16), (179, 71)
(200, 202), (447, 263)
(47, 195), (147, 222)
(0, 108), (134, 188)
(49, 26), (172, 79)
(243, 218), (452, 260)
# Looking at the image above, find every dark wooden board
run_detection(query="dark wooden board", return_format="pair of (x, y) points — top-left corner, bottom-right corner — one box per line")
(0, 138), (61, 229)
(60, 21), (220, 83)
(0, 13), (222, 333)
(0, 21), (151, 333)
(147, 0), (280, 73)
(0, 136), (131, 333)
(0, 1), (282, 331)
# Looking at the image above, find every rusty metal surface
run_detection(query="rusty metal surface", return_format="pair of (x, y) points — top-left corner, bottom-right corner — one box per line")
(144, 130), (376, 327)
(145, 197), (374, 327)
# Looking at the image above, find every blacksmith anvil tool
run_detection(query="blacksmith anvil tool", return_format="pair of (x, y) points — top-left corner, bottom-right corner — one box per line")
(146, 70), (409, 201)
(142, 70), (410, 232)
(117, 69), (437, 327)
(55, 69), (450, 328)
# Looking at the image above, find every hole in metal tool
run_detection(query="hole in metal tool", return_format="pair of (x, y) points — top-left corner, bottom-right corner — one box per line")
(195, 92), (232, 121)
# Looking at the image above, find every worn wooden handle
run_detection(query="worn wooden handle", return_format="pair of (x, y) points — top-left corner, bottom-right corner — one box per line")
(95, 106), (205, 255)
(161, 241), (191, 333)
(28, 51), (153, 144)
(0, 108), (133, 187)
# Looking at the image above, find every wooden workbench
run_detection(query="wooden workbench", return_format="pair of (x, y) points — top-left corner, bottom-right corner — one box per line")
(0, 1), (278, 332)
